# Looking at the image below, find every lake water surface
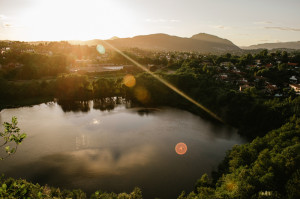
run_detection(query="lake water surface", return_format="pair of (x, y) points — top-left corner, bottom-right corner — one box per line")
(0, 100), (245, 199)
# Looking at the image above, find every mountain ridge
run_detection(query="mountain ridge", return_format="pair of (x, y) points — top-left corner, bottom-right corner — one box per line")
(68, 33), (240, 53)
(242, 41), (300, 50)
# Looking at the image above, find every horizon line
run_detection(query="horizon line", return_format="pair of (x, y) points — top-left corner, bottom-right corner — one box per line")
(0, 32), (300, 47)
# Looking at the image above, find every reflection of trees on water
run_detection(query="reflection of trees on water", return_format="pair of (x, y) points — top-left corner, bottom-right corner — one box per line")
(93, 97), (130, 111)
(137, 108), (160, 116)
(57, 97), (131, 113)
(57, 100), (91, 113)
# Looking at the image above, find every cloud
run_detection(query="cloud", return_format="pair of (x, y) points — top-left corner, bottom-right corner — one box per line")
(211, 25), (231, 30)
(146, 18), (181, 23)
(254, 21), (272, 24)
(0, 22), (16, 29)
(265, 26), (300, 31)
(4, 23), (11, 27)
(0, 15), (13, 29)
(0, 15), (8, 20)
(258, 39), (270, 42)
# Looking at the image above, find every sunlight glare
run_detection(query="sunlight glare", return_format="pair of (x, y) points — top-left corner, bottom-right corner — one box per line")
(20, 0), (137, 41)
(91, 119), (100, 125)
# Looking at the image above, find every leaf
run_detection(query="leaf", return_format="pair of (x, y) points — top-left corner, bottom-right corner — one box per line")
(10, 148), (16, 154)
(12, 116), (17, 125)
(38, 192), (42, 197)
(2, 183), (7, 190)
(5, 146), (10, 153)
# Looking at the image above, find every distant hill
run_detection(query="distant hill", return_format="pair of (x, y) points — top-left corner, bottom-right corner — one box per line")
(242, 41), (300, 50)
(68, 33), (240, 53)
(109, 36), (120, 40)
(191, 33), (236, 46)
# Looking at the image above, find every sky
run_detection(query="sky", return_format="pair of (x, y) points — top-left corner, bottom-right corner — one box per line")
(0, 0), (300, 46)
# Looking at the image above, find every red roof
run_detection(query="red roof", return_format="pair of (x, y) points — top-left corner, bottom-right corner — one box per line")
(288, 63), (298, 66)
(290, 84), (300, 88)
(266, 64), (273, 68)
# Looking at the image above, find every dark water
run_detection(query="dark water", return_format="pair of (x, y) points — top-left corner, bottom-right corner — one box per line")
(0, 100), (245, 199)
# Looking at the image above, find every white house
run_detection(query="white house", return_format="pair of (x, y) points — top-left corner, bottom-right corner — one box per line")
(289, 84), (300, 93)
(289, 76), (297, 83)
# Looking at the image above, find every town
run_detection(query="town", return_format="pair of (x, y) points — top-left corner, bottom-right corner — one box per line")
(1, 41), (300, 98)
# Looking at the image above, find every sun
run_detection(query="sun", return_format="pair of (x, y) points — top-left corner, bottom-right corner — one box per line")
(20, 0), (137, 41)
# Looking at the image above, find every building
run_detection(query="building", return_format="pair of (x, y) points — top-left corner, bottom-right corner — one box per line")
(239, 84), (251, 92)
(289, 76), (297, 83)
(265, 84), (278, 94)
(290, 84), (300, 93)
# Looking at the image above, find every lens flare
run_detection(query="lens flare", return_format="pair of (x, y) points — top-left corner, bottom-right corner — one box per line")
(103, 41), (223, 122)
(134, 86), (150, 103)
(175, 142), (188, 155)
(96, 44), (105, 54)
(123, 74), (136, 87)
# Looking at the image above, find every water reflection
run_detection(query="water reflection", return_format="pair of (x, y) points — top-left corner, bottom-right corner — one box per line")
(75, 134), (90, 149)
(57, 100), (91, 113)
(0, 102), (245, 199)
(57, 98), (131, 113)
(93, 98), (116, 111)
(136, 108), (160, 116)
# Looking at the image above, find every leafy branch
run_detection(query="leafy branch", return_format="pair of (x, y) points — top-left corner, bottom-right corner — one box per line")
(0, 117), (27, 160)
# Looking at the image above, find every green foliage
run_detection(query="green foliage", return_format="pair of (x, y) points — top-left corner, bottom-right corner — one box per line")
(0, 176), (142, 199)
(0, 117), (26, 160)
(56, 74), (92, 100)
(90, 187), (142, 199)
(180, 118), (300, 199)
(1, 52), (68, 80)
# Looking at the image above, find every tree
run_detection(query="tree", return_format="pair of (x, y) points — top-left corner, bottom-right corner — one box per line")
(0, 117), (26, 160)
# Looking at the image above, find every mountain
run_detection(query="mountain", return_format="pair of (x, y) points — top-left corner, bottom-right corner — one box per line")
(243, 41), (300, 50)
(109, 36), (119, 40)
(69, 33), (240, 53)
(191, 33), (236, 46)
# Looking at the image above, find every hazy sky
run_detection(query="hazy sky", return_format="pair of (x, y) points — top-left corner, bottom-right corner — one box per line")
(0, 0), (300, 46)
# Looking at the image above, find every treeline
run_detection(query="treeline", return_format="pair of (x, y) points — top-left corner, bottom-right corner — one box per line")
(179, 117), (300, 199)
(131, 72), (299, 138)
(0, 74), (127, 110)
(0, 52), (68, 79)
(0, 176), (142, 199)
(1, 69), (299, 138)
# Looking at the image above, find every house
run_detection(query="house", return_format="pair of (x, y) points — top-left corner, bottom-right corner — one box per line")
(238, 78), (248, 84)
(289, 84), (300, 93)
(1, 47), (10, 54)
(289, 76), (297, 83)
(239, 84), (251, 92)
(220, 74), (228, 80)
(265, 84), (278, 94)
(288, 63), (298, 67)
(220, 62), (233, 67)
(265, 63), (273, 68)
(255, 60), (262, 66)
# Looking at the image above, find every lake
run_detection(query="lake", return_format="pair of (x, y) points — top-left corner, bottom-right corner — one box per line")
(0, 99), (245, 199)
